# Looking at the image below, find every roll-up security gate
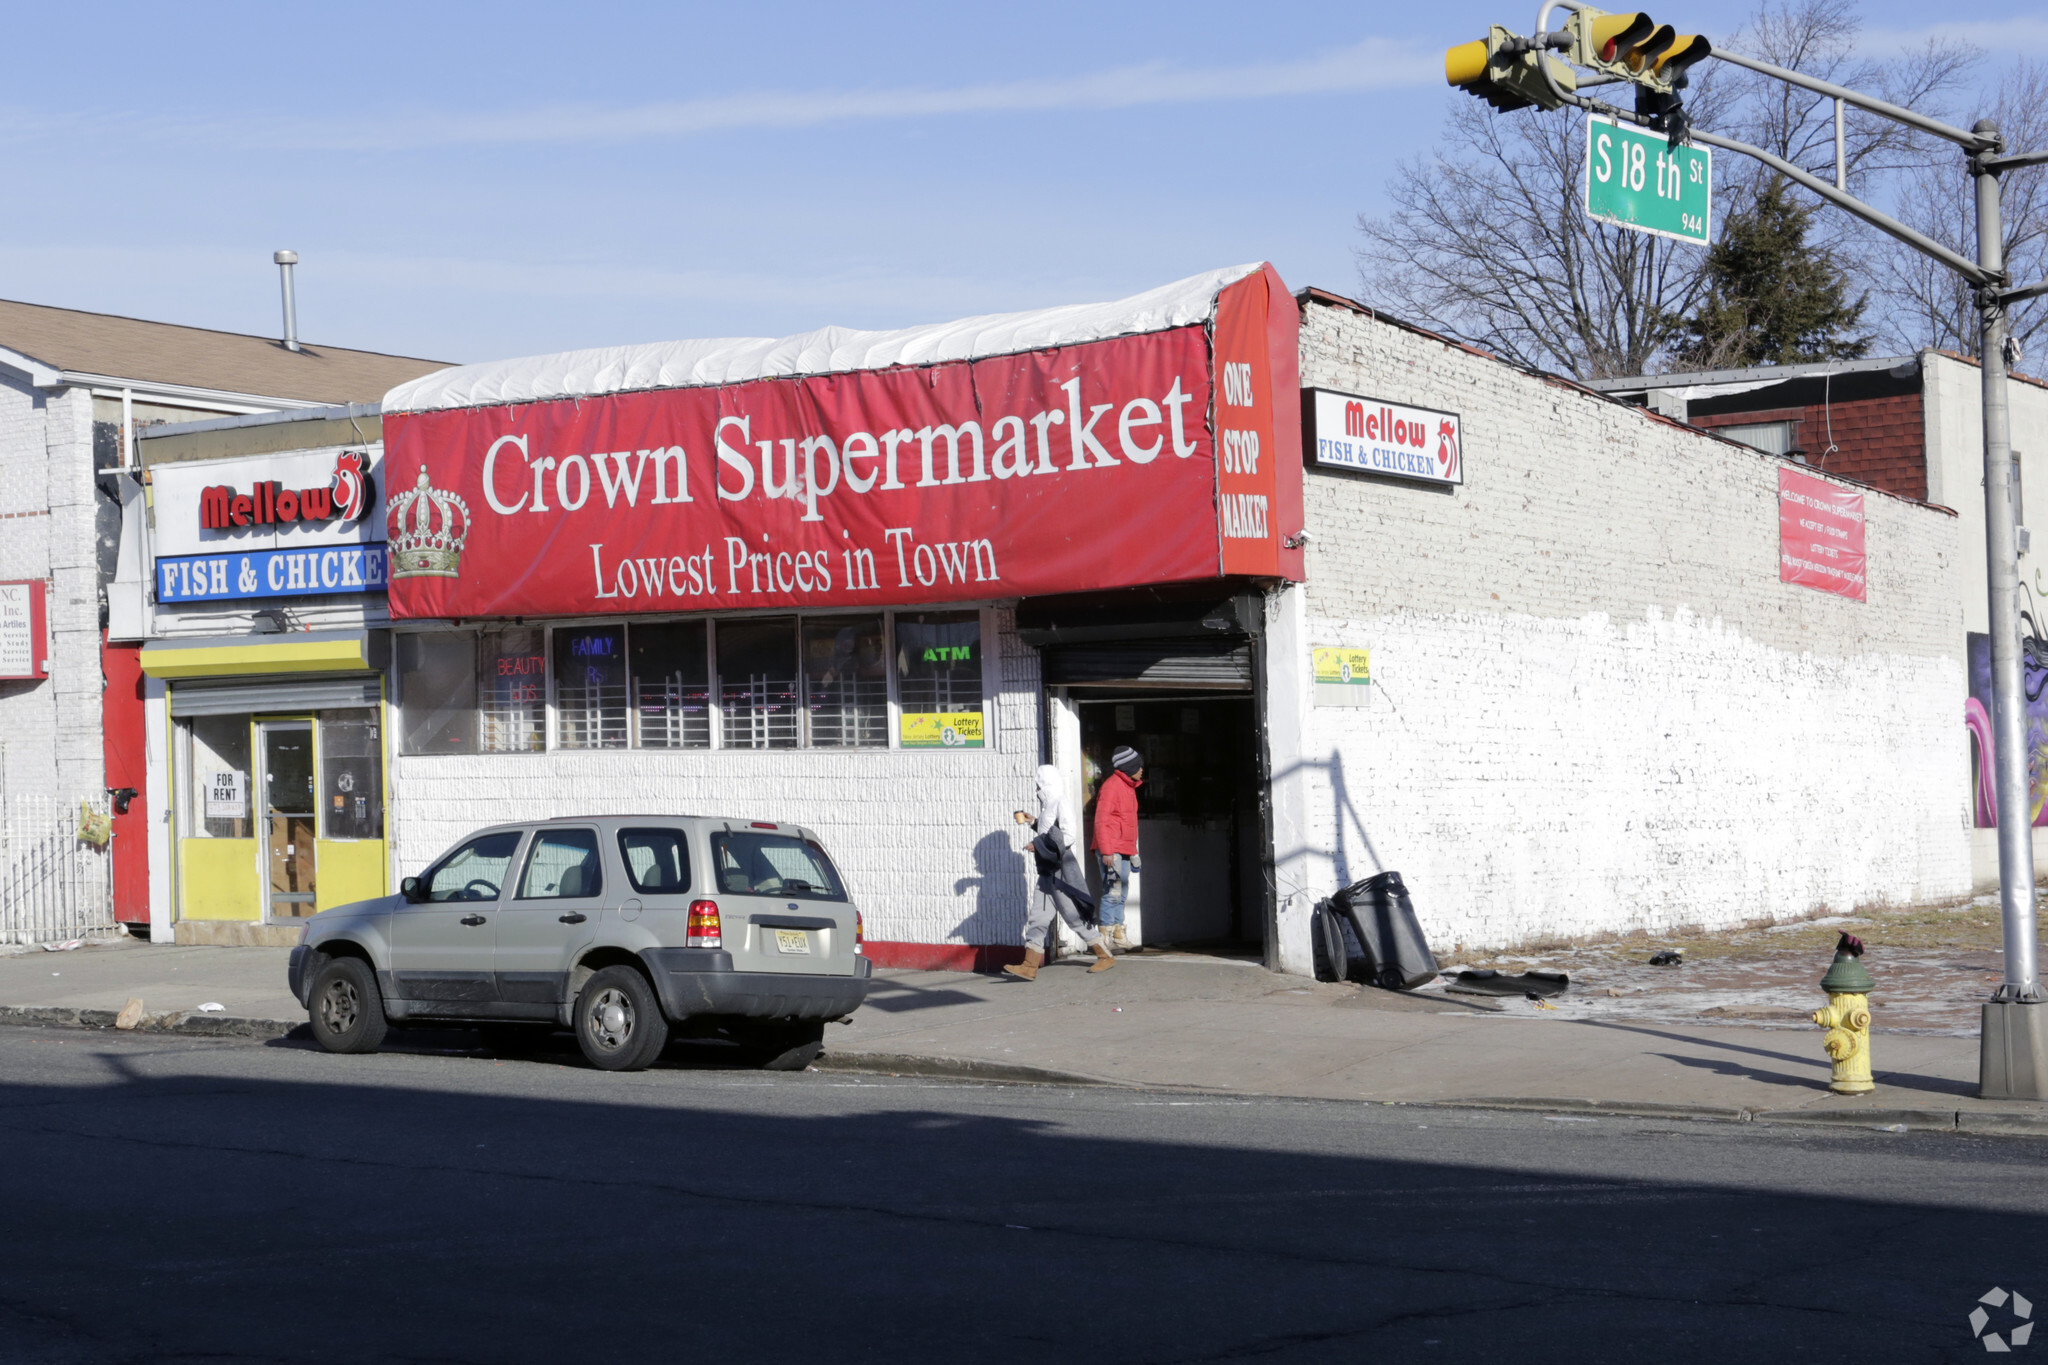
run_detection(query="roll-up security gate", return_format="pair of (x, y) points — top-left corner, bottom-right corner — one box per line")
(169, 677), (381, 717)
(1040, 639), (1253, 689)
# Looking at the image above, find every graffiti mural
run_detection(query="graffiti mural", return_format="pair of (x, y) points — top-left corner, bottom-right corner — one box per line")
(1967, 631), (2048, 827)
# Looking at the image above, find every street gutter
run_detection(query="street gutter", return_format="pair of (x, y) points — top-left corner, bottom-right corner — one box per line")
(9, 1013), (2045, 1137)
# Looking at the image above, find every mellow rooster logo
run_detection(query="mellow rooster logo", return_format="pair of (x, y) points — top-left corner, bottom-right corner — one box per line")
(332, 450), (370, 523)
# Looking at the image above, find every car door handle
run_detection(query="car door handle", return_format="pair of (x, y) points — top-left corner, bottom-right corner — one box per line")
(558, 912), (587, 924)
(460, 914), (487, 926)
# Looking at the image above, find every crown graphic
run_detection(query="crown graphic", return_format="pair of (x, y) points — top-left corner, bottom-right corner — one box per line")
(386, 466), (472, 580)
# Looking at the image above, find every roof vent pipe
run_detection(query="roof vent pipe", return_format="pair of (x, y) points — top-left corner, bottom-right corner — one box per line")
(273, 249), (300, 352)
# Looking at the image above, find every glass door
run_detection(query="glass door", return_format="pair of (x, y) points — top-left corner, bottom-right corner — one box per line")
(257, 719), (318, 920)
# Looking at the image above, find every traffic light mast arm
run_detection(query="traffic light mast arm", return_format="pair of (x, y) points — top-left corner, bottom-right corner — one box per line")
(1983, 146), (2048, 173)
(1684, 127), (1993, 285)
(1708, 47), (1992, 153)
(1526, 0), (1995, 284)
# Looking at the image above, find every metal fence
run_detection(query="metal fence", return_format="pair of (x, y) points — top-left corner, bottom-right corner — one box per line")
(0, 796), (118, 946)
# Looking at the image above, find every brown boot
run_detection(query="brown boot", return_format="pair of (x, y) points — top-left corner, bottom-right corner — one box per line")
(1088, 940), (1117, 973)
(1003, 948), (1043, 981)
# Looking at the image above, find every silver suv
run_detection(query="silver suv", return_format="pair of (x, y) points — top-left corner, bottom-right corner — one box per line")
(287, 815), (873, 1071)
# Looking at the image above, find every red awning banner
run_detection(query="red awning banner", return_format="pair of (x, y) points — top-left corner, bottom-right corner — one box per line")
(379, 265), (1302, 619)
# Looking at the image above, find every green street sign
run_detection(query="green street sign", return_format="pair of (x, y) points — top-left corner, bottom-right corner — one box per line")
(1584, 114), (1712, 246)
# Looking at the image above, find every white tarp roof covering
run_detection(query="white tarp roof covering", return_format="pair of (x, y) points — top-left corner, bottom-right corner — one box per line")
(382, 263), (1264, 415)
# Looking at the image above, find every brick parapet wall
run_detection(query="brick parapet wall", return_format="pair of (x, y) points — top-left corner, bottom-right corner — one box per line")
(1691, 394), (1926, 501)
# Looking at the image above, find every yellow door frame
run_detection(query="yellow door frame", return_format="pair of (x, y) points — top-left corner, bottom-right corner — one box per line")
(166, 685), (394, 928)
(254, 715), (317, 925)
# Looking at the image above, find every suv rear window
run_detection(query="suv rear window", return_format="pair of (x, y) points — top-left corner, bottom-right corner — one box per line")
(618, 828), (692, 895)
(710, 831), (846, 901)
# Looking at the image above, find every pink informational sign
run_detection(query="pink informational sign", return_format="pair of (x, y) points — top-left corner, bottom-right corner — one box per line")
(1778, 467), (1866, 602)
(0, 579), (47, 679)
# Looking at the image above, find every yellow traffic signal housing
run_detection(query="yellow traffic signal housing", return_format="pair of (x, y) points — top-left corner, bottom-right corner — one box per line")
(1445, 25), (1577, 113)
(1569, 8), (1710, 93)
(1653, 33), (1713, 84)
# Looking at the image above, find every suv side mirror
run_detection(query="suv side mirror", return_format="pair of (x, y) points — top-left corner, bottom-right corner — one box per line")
(400, 875), (425, 904)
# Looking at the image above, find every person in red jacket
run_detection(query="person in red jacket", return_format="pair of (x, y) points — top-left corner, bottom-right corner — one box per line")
(1093, 746), (1143, 951)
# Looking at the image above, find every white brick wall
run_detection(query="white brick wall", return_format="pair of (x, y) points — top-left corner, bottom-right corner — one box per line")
(0, 376), (105, 803)
(1920, 349), (2048, 636)
(387, 609), (1044, 948)
(1278, 304), (1970, 959)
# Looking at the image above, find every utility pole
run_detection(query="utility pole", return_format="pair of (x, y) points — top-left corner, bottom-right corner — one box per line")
(1448, 3), (2048, 1097)
(1973, 121), (2048, 1091)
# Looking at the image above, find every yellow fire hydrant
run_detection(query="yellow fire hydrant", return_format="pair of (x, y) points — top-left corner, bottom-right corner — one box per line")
(1811, 932), (1875, 1094)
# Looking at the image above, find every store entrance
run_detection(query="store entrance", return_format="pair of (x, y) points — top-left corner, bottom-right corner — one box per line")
(258, 720), (318, 918)
(176, 702), (387, 931)
(1077, 694), (1264, 955)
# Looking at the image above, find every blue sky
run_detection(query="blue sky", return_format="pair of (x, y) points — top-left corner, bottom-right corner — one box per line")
(1, 2), (2041, 364)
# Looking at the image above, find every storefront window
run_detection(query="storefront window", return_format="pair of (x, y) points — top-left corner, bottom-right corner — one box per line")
(802, 615), (886, 748)
(397, 631), (477, 756)
(319, 709), (384, 840)
(718, 617), (800, 749)
(554, 625), (627, 749)
(630, 621), (711, 749)
(480, 628), (546, 753)
(896, 612), (985, 749)
(187, 715), (252, 838)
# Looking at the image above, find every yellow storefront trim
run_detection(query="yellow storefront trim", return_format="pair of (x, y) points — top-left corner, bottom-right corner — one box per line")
(141, 636), (375, 679)
(316, 839), (387, 911)
(178, 839), (262, 920)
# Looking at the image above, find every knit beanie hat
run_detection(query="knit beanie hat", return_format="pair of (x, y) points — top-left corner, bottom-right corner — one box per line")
(1112, 745), (1143, 775)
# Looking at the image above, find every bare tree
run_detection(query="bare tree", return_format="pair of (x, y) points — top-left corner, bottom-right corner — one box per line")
(1718, 0), (1976, 211)
(1357, 0), (1977, 379)
(1877, 61), (2048, 359)
(1356, 96), (1720, 381)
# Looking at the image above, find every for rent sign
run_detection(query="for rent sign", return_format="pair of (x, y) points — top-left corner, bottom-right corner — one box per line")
(380, 267), (1304, 619)
(1306, 389), (1462, 486)
(1778, 467), (1866, 601)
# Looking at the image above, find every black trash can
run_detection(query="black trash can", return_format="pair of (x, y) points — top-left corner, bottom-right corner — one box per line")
(1330, 870), (1440, 991)
(1310, 898), (1371, 984)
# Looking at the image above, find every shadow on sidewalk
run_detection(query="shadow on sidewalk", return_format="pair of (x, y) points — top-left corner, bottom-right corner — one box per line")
(1579, 1019), (1977, 1100)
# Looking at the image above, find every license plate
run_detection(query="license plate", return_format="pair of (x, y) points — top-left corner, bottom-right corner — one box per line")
(774, 928), (811, 955)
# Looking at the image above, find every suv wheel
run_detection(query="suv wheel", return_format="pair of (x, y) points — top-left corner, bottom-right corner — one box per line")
(308, 957), (388, 1055)
(574, 966), (668, 1072)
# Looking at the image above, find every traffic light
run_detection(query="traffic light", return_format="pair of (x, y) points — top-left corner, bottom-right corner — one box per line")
(1653, 33), (1713, 85)
(1445, 25), (1577, 113)
(1569, 9), (1711, 93)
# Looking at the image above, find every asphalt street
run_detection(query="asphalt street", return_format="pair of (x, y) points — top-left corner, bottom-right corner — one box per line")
(0, 1025), (2041, 1364)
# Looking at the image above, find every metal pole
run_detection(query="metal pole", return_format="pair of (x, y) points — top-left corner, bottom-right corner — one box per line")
(274, 249), (300, 353)
(1976, 118), (2048, 1097)
(1690, 129), (1991, 282)
(1710, 47), (1992, 150)
(1834, 98), (1846, 189)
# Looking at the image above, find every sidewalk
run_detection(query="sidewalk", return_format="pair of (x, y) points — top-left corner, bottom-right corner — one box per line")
(4, 937), (2043, 1133)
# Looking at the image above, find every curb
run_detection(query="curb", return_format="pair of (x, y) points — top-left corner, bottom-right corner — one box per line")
(0, 1004), (294, 1041)
(814, 1050), (1109, 1087)
(1434, 1095), (1755, 1123)
(6, 1008), (2045, 1138)
(1749, 1105), (1962, 1132)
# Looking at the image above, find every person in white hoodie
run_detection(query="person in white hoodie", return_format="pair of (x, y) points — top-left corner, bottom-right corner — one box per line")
(1004, 764), (1116, 980)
